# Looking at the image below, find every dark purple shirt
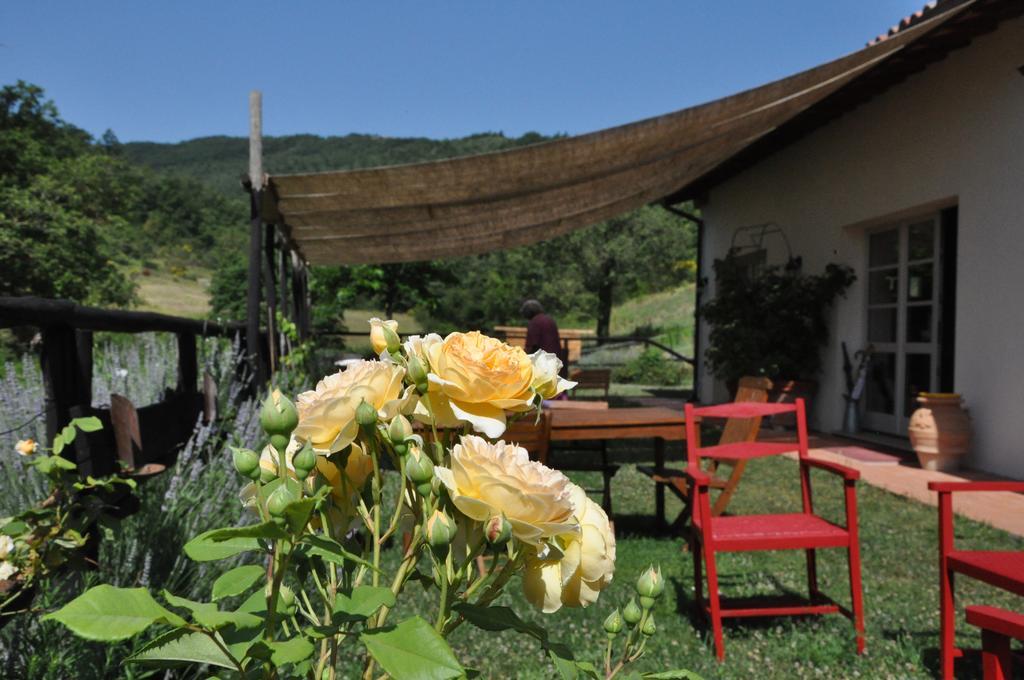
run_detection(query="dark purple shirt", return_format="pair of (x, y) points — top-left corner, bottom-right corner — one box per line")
(525, 313), (561, 356)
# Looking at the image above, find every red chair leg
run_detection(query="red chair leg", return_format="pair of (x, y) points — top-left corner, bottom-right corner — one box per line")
(692, 536), (704, 615)
(805, 548), (819, 598)
(980, 629), (1012, 680)
(940, 567), (956, 680)
(703, 543), (725, 661)
(847, 541), (866, 654)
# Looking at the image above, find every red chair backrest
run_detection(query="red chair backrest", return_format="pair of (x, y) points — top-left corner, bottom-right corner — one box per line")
(684, 398), (811, 468)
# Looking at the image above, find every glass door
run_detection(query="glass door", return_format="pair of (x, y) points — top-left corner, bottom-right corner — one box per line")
(863, 217), (941, 434)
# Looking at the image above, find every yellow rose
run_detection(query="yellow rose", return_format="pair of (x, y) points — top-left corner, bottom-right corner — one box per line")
(369, 318), (399, 356)
(434, 435), (577, 545)
(293, 361), (414, 454)
(0, 535), (13, 560)
(14, 439), (38, 456)
(417, 331), (535, 437)
(522, 484), (616, 613)
(316, 444), (374, 510)
(529, 350), (576, 400)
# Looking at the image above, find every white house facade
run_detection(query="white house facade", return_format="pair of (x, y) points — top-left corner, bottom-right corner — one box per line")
(694, 14), (1024, 477)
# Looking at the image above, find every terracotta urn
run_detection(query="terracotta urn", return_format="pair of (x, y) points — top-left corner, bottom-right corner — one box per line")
(908, 393), (971, 471)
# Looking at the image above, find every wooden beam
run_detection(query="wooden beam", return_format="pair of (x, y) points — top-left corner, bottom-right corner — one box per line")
(0, 297), (244, 335)
(176, 332), (198, 394)
(246, 91), (266, 389)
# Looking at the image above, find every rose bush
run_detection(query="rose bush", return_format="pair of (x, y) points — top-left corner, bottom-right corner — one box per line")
(49, 320), (691, 680)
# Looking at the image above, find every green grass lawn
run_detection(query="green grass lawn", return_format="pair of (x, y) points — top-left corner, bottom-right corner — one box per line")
(341, 443), (1022, 679)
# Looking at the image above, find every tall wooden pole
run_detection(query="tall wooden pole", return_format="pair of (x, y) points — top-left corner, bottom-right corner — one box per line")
(247, 91), (266, 390)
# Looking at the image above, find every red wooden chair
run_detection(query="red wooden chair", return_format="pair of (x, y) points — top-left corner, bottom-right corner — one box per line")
(966, 605), (1024, 680)
(928, 481), (1024, 680)
(684, 399), (865, 661)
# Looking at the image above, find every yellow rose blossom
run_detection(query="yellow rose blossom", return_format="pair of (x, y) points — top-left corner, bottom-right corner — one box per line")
(369, 318), (399, 355)
(434, 435), (577, 545)
(315, 444), (374, 511)
(522, 484), (616, 613)
(14, 439), (38, 456)
(417, 331), (535, 437)
(528, 350), (577, 400)
(293, 361), (414, 454)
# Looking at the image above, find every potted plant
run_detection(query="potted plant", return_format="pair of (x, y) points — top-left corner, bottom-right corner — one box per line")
(699, 253), (855, 419)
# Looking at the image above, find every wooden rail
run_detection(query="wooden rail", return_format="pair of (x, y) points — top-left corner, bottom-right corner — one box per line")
(0, 296), (254, 475)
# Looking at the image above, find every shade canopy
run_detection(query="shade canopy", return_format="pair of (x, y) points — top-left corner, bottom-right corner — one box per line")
(262, 0), (1008, 266)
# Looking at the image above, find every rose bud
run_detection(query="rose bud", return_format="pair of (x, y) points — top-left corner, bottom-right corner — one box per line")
(232, 447), (260, 478)
(369, 318), (399, 356)
(484, 515), (512, 547)
(388, 415), (413, 445)
(636, 565), (665, 605)
(425, 509), (455, 550)
(267, 483), (298, 519)
(355, 399), (378, 429)
(622, 598), (643, 626)
(407, 354), (428, 387)
(260, 388), (298, 451)
(603, 608), (624, 636)
(640, 613), (656, 637)
(405, 446), (435, 485)
(292, 440), (316, 478)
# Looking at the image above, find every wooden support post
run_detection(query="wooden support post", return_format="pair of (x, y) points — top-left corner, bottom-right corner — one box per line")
(246, 90), (266, 390)
(264, 223), (278, 375)
(40, 326), (87, 457)
(176, 332), (198, 393)
(74, 330), (93, 408)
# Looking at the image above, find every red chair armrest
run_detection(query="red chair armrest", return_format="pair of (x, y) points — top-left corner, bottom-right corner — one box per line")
(685, 468), (712, 487)
(928, 481), (1024, 493)
(802, 457), (860, 481)
(966, 605), (1024, 640)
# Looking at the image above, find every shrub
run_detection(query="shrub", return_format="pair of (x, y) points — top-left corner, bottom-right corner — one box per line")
(614, 348), (685, 385)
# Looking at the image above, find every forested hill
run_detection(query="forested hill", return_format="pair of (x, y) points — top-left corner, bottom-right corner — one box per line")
(122, 131), (554, 197)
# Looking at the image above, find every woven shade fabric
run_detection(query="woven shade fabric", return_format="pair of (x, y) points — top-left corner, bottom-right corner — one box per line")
(264, 2), (972, 266)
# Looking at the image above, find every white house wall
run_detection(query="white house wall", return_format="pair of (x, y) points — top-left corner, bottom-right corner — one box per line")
(698, 16), (1024, 477)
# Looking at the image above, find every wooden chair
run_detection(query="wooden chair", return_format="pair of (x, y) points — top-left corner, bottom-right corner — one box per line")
(640, 376), (772, 528)
(504, 412), (553, 465)
(686, 399), (865, 661)
(569, 368), (611, 400)
(509, 411), (618, 515)
(928, 481), (1024, 680)
(966, 605), (1024, 680)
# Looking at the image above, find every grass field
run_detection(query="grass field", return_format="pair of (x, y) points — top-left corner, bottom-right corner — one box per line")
(338, 445), (1022, 678)
(130, 265), (212, 318)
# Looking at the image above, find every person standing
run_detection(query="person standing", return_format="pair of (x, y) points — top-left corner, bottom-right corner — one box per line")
(521, 299), (570, 384)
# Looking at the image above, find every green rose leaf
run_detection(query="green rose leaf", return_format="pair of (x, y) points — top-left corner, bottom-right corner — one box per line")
(361, 616), (464, 680)
(548, 643), (580, 680)
(302, 535), (377, 571)
(282, 495), (317, 535)
(128, 628), (239, 670)
(71, 416), (103, 432)
(333, 586), (396, 623)
(451, 602), (544, 641)
(264, 636), (316, 667)
(44, 585), (187, 641)
(212, 564), (265, 601)
(162, 591), (261, 630)
(207, 521), (289, 542)
(184, 529), (260, 562)
(61, 424), (77, 444)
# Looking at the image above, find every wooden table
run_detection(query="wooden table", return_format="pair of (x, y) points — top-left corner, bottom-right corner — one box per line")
(549, 407), (686, 525)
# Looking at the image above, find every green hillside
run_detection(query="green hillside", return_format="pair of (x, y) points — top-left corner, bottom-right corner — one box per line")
(122, 131), (555, 197)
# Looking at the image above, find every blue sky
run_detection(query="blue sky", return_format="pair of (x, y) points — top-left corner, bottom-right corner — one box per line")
(2, 2), (929, 143)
